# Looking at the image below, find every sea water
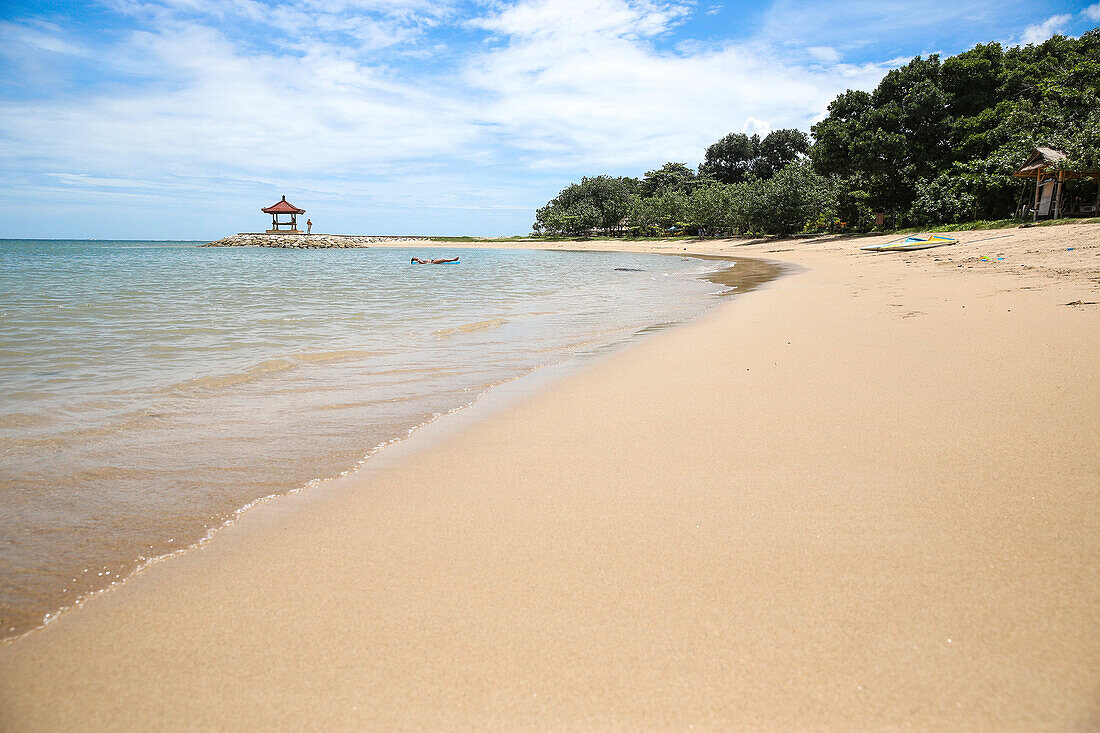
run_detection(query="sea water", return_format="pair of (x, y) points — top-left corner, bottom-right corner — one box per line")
(0, 240), (728, 638)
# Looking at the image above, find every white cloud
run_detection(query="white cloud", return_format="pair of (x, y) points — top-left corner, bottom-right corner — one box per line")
(105, 0), (456, 52)
(471, 0), (691, 41)
(741, 117), (771, 136)
(463, 0), (890, 170)
(807, 45), (841, 63)
(1083, 3), (1100, 22)
(0, 0), (957, 235)
(0, 21), (478, 189)
(1020, 14), (1072, 44)
(0, 22), (88, 56)
(0, 0), (899, 217)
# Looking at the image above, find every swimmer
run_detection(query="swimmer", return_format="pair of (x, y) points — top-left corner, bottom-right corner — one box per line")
(411, 257), (460, 264)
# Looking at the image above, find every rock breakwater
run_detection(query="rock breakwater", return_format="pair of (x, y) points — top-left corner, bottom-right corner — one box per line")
(204, 234), (430, 248)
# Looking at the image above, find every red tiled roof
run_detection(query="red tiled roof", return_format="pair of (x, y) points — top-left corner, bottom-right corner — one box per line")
(261, 195), (306, 214)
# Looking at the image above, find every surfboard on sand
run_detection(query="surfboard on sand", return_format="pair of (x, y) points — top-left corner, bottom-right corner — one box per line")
(861, 234), (958, 252)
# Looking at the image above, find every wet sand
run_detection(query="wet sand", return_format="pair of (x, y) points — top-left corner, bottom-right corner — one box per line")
(1, 223), (1098, 729)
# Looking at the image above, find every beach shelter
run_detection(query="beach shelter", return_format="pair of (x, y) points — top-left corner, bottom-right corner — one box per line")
(1013, 148), (1100, 220)
(262, 196), (306, 233)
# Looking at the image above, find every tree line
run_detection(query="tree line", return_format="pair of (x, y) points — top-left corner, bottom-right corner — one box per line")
(533, 30), (1100, 237)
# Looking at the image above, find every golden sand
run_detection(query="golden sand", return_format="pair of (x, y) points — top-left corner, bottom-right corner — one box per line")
(1, 224), (1098, 729)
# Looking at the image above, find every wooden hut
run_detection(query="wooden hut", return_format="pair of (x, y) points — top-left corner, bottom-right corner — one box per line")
(262, 196), (306, 233)
(1013, 147), (1100, 220)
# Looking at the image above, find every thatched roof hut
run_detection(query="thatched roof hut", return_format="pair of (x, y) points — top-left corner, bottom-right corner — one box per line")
(1013, 148), (1100, 219)
(1012, 147), (1068, 176)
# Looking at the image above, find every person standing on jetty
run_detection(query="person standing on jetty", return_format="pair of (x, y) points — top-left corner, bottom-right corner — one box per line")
(306, 219), (312, 234)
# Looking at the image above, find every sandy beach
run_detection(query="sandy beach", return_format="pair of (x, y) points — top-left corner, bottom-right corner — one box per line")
(1, 224), (1098, 729)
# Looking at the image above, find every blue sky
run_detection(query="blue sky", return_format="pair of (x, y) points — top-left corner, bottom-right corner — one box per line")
(1, 0), (1097, 238)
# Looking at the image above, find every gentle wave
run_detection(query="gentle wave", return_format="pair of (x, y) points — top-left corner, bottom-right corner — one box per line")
(0, 411), (57, 429)
(156, 350), (378, 393)
(165, 358), (299, 392)
(433, 317), (510, 337)
(0, 241), (726, 640)
(294, 349), (377, 364)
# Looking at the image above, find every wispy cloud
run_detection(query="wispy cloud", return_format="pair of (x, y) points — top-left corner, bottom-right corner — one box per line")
(464, 0), (891, 169)
(756, 0), (1002, 51)
(104, 0), (458, 54)
(1, 0), (892, 197)
(1021, 13), (1073, 43)
(0, 0), (1094, 236)
(1, 16), (476, 171)
(471, 0), (692, 40)
(807, 45), (841, 63)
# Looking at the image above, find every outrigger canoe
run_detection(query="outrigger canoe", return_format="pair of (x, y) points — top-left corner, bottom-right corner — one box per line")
(861, 234), (958, 252)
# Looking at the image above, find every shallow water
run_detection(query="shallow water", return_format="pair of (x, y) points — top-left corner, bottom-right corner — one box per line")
(0, 241), (727, 638)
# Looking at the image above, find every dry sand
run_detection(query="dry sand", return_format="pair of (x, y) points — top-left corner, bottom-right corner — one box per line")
(1, 224), (1098, 730)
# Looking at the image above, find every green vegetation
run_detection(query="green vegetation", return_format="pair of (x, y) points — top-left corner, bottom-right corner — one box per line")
(533, 31), (1100, 238)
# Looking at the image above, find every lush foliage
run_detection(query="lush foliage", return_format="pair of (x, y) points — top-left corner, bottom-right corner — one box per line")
(908, 174), (978, 225)
(740, 162), (838, 235)
(533, 175), (636, 236)
(534, 31), (1100, 236)
(699, 129), (810, 183)
(639, 162), (699, 197)
(811, 30), (1100, 226)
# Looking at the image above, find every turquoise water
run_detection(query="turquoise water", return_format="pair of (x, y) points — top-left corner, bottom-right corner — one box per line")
(0, 240), (727, 638)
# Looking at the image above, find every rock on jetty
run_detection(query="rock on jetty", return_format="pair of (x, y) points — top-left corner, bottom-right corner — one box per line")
(203, 233), (430, 248)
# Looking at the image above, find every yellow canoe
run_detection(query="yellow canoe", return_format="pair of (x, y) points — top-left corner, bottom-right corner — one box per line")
(861, 235), (958, 252)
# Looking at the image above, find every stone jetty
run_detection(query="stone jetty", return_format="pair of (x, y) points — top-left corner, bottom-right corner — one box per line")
(203, 233), (430, 248)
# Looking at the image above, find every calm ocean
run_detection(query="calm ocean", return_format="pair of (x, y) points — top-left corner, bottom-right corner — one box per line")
(0, 240), (728, 638)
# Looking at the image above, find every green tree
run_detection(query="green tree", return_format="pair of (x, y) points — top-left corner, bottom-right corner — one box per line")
(742, 162), (838, 235)
(810, 90), (873, 180)
(700, 130), (809, 183)
(812, 30), (1100, 224)
(634, 188), (691, 233)
(754, 129), (811, 179)
(534, 198), (599, 236)
(690, 182), (747, 236)
(908, 174), (978, 225)
(640, 162), (698, 197)
(535, 30), (1100, 235)
(699, 133), (759, 184)
(534, 175), (635, 235)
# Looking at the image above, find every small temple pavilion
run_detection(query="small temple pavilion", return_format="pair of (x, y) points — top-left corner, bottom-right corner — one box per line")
(261, 195), (306, 233)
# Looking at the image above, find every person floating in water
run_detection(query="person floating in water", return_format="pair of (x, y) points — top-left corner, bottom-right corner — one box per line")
(411, 257), (460, 264)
